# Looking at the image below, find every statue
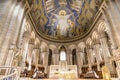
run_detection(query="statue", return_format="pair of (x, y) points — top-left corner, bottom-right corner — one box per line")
(102, 66), (111, 80)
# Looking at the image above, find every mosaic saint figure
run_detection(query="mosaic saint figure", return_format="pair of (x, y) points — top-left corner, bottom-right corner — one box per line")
(52, 10), (73, 37)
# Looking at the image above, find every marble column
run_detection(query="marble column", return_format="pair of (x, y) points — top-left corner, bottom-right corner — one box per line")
(0, 1), (23, 66)
(52, 50), (59, 65)
(115, 0), (120, 12)
(103, 0), (120, 76)
(0, 0), (14, 34)
(52, 53), (56, 65)
(0, 0), (11, 32)
(21, 37), (29, 68)
(100, 33), (114, 72)
(93, 44), (102, 71)
(56, 53), (60, 65)
(102, 0), (120, 47)
(5, 45), (16, 66)
(0, 0), (17, 52)
(66, 49), (70, 65)
(17, 17), (26, 48)
(5, 2), (25, 66)
(86, 48), (93, 71)
(76, 50), (83, 74)
(34, 48), (40, 67)
(42, 51), (49, 73)
(12, 2), (25, 46)
(27, 42), (34, 71)
(67, 50), (72, 65)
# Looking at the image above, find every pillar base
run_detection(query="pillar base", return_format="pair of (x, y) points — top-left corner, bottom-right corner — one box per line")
(116, 67), (120, 78)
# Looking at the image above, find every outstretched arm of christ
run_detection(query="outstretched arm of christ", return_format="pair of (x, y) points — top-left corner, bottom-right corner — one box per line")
(51, 13), (58, 17)
(66, 13), (74, 18)
(68, 13), (74, 16)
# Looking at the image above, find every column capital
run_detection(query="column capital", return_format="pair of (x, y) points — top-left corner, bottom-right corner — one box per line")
(33, 46), (40, 50)
(99, 32), (107, 39)
(9, 44), (17, 51)
(28, 41), (34, 45)
(76, 49), (84, 53)
(93, 43), (101, 47)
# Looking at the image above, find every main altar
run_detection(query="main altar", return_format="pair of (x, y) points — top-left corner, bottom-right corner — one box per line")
(49, 61), (78, 79)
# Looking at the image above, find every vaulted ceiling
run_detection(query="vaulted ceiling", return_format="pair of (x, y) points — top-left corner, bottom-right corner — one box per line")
(27, 0), (103, 43)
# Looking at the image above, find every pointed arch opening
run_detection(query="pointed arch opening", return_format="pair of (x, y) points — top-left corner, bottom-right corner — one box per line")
(59, 45), (66, 61)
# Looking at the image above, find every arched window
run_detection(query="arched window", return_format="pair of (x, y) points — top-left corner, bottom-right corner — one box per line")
(60, 51), (66, 61)
(59, 46), (66, 61)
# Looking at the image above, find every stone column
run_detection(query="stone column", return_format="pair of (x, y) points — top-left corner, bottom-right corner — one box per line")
(102, 1), (120, 76)
(0, 0), (11, 32)
(52, 50), (59, 65)
(67, 49), (73, 65)
(34, 48), (40, 67)
(42, 51), (49, 73)
(52, 53), (56, 65)
(0, 0), (17, 51)
(115, 0), (120, 12)
(100, 33), (114, 72)
(53, 50), (59, 65)
(27, 42), (34, 71)
(76, 50), (83, 74)
(112, 49), (120, 78)
(5, 2), (25, 66)
(0, 1), (23, 66)
(86, 48), (93, 71)
(21, 37), (29, 68)
(66, 49), (70, 65)
(93, 43), (102, 71)
(17, 17), (26, 48)
(0, 0), (15, 34)
(12, 2), (25, 46)
(5, 45), (16, 66)
(102, 0), (120, 47)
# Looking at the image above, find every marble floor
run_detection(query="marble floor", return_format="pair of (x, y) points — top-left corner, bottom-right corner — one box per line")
(20, 78), (102, 80)
(20, 78), (120, 80)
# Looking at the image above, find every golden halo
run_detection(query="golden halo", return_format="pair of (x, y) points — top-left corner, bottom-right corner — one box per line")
(58, 10), (66, 16)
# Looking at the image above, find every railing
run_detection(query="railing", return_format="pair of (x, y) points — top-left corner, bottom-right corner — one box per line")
(0, 67), (21, 80)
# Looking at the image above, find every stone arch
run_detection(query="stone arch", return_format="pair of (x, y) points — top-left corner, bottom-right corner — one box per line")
(78, 42), (86, 52)
(40, 41), (48, 52)
(28, 31), (35, 44)
(24, 21), (32, 33)
(49, 44), (57, 52)
(34, 37), (40, 48)
(68, 44), (77, 51)
(98, 21), (106, 34)
(31, 31), (35, 39)
(92, 31), (99, 43)
(86, 37), (93, 48)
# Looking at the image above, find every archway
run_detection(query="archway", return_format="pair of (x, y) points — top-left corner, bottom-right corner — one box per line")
(59, 45), (66, 61)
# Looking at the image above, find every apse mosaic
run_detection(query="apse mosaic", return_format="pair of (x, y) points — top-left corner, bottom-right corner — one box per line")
(30, 0), (103, 42)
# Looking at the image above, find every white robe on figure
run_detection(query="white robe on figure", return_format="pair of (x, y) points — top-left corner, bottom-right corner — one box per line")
(54, 14), (71, 36)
